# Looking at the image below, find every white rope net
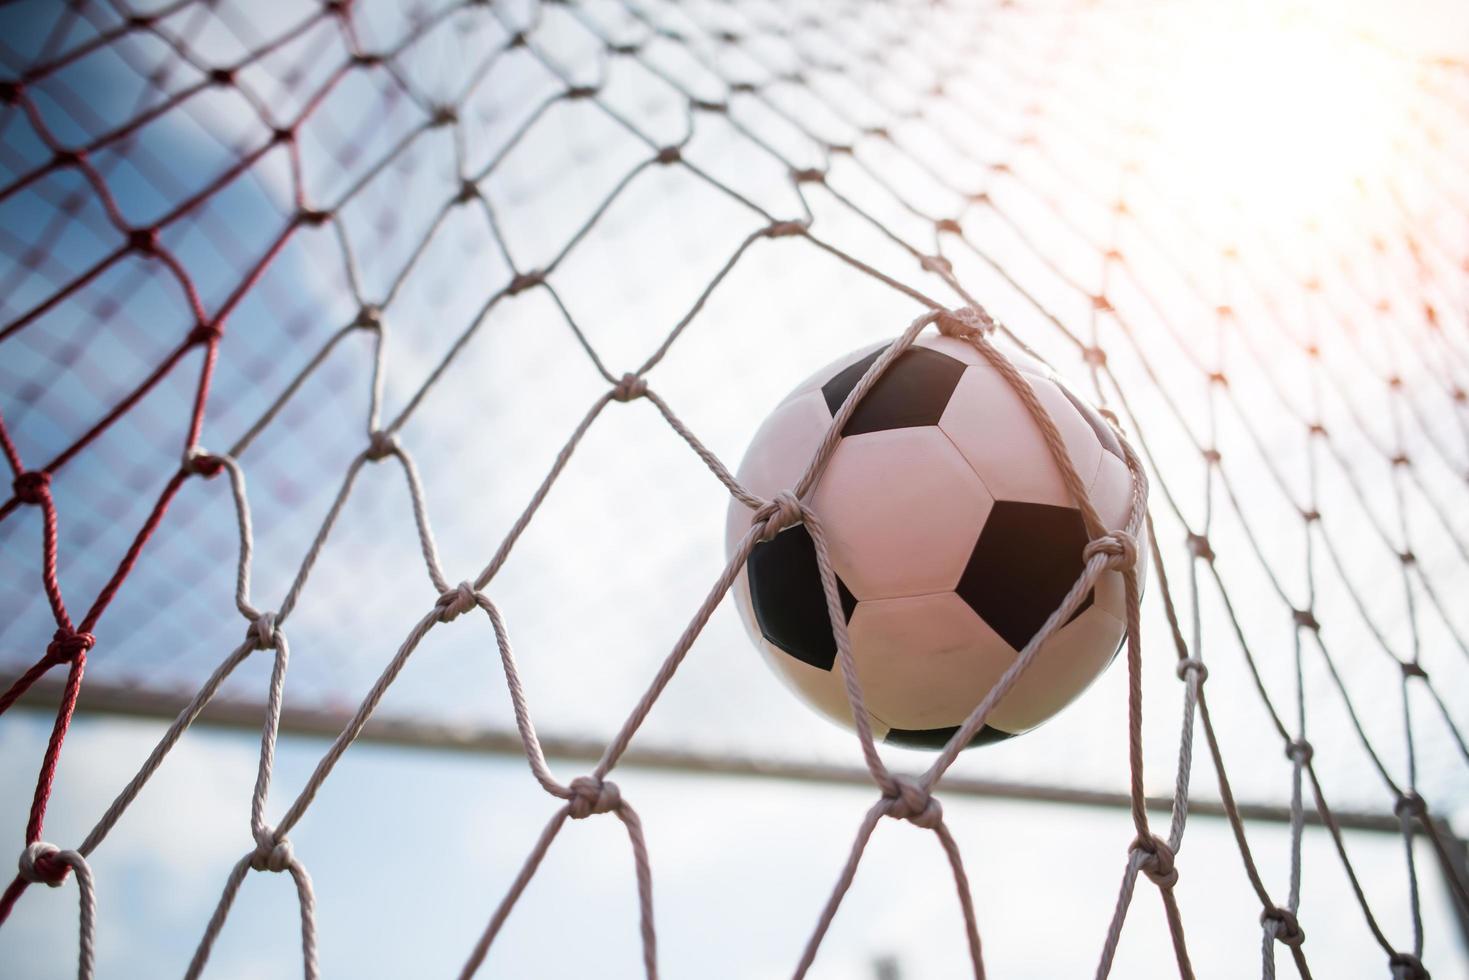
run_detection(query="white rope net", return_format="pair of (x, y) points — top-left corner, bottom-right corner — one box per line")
(0, 0), (1467, 976)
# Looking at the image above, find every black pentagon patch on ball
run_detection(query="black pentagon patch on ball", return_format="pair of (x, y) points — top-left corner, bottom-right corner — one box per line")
(956, 500), (1094, 652)
(821, 346), (966, 436)
(746, 523), (857, 671)
(885, 724), (1016, 751)
(1057, 383), (1123, 460)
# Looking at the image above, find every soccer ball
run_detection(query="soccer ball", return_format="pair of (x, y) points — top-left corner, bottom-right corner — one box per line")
(725, 333), (1141, 749)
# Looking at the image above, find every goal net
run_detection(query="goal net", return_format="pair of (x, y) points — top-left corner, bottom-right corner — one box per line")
(1, 0), (1467, 977)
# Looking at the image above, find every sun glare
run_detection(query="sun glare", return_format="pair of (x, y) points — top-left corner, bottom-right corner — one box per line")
(1145, 8), (1408, 231)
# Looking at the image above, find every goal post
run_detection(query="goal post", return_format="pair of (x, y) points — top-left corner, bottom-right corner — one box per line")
(11, 674), (1460, 841)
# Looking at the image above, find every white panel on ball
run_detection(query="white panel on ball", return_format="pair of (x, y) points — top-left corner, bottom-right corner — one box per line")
(938, 362), (1104, 509)
(847, 591), (1014, 732)
(987, 604), (1126, 734)
(811, 426), (993, 600)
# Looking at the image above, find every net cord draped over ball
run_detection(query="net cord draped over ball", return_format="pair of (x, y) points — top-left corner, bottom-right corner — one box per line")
(725, 304), (1162, 978)
(728, 317), (1141, 747)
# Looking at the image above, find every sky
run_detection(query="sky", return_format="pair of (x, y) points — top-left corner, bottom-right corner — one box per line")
(1, 0), (1468, 977)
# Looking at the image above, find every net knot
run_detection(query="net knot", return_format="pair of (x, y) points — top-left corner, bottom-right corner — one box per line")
(1082, 346), (1108, 367)
(884, 776), (942, 829)
(248, 612), (279, 651)
(365, 430), (398, 461)
(937, 306), (994, 340)
(1131, 834), (1178, 889)
(12, 470), (51, 505)
(250, 829), (295, 873)
(1175, 658), (1208, 683)
(128, 226), (160, 254)
(920, 254), (953, 275)
(436, 582), (478, 623)
(1292, 608), (1320, 632)
(182, 447), (224, 478)
(1389, 951), (1431, 979)
(1394, 792), (1426, 821)
(1260, 906), (1305, 946)
(354, 304), (381, 329)
(188, 321), (223, 345)
(46, 628), (95, 664)
(1186, 533), (1214, 561)
(18, 841), (69, 886)
(567, 776), (621, 819)
(754, 491), (803, 542)
(1400, 660), (1428, 680)
(655, 145), (682, 165)
(612, 373), (647, 402)
(764, 220), (807, 238)
(506, 270), (544, 295)
(1285, 738), (1313, 766)
(1084, 531), (1138, 570)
